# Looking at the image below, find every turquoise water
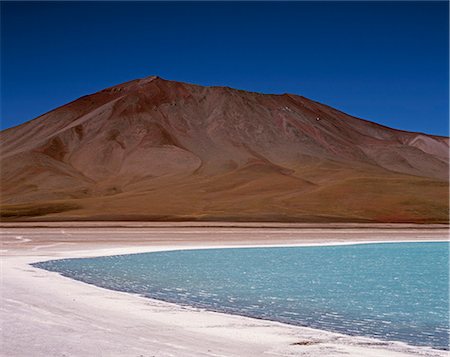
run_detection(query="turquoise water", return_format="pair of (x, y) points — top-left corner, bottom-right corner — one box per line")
(33, 242), (449, 350)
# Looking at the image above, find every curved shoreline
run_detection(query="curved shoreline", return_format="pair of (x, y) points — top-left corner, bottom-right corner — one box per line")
(2, 225), (448, 357)
(30, 238), (449, 260)
(33, 240), (450, 352)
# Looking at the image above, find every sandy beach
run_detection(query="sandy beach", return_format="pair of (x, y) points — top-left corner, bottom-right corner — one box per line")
(1, 223), (448, 357)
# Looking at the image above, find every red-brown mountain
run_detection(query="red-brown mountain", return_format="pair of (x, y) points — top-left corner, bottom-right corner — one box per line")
(1, 76), (448, 222)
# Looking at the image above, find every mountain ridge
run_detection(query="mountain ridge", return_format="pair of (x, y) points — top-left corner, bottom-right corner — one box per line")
(3, 75), (447, 138)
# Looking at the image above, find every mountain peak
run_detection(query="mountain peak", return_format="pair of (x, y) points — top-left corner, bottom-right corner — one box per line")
(139, 75), (161, 82)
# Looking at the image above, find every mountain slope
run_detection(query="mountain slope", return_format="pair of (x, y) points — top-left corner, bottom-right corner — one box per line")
(1, 76), (448, 222)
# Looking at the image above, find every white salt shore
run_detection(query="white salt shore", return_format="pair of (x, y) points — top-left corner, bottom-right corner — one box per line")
(1, 224), (448, 357)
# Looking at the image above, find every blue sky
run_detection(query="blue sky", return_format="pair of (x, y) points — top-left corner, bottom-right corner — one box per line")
(1, 1), (448, 136)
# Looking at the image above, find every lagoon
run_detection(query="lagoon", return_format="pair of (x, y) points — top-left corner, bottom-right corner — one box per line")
(33, 242), (449, 350)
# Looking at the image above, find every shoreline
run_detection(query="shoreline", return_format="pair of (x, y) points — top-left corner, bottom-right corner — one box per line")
(30, 238), (449, 261)
(1, 221), (448, 229)
(1, 225), (449, 356)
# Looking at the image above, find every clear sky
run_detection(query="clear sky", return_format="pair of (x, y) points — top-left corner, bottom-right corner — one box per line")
(1, 1), (448, 136)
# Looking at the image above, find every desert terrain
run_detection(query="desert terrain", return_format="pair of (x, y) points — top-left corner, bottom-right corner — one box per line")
(1, 77), (448, 223)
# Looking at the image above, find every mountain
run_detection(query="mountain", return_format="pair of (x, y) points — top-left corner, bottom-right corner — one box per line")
(1, 76), (448, 222)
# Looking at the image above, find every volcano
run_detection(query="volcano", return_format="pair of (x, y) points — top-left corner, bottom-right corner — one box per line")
(1, 76), (448, 222)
